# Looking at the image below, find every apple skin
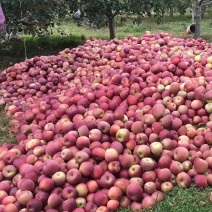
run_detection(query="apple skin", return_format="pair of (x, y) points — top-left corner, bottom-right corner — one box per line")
(108, 161), (121, 174)
(150, 141), (163, 156)
(142, 196), (156, 210)
(84, 201), (98, 212)
(16, 190), (33, 205)
(0, 190), (8, 203)
(39, 177), (54, 192)
(18, 178), (35, 191)
(206, 157), (212, 169)
(173, 146), (189, 162)
(188, 150), (199, 163)
(25, 139), (43, 151)
(79, 161), (94, 177)
(158, 154), (172, 168)
(89, 129), (102, 142)
(131, 121), (145, 134)
(107, 199), (120, 211)
(152, 103), (166, 120)
(128, 164), (142, 178)
(62, 198), (78, 212)
(75, 150), (89, 164)
(96, 206), (110, 212)
(91, 147), (105, 161)
(160, 181), (173, 193)
(130, 201), (143, 212)
(51, 171), (66, 186)
(170, 161), (184, 176)
(108, 186), (123, 201)
(99, 171), (116, 189)
(119, 195), (131, 209)
(116, 128), (130, 143)
(194, 174), (208, 188)
(1, 151), (17, 165)
(119, 154), (135, 169)
(151, 191), (165, 203)
(104, 148), (119, 162)
(93, 191), (108, 207)
(134, 144), (150, 159)
(143, 181), (156, 195)
(43, 159), (60, 176)
(75, 183), (88, 197)
(157, 168), (172, 182)
(91, 164), (104, 179)
(142, 171), (157, 183)
(2, 165), (17, 179)
(1, 195), (16, 205)
(47, 193), (63, 209)
(193, 158), (208, 174)
(126, 183), (143, 202)
(176, 172), (192, 188)
(86, 180), (99, 194)
(26, 198), (43, 212)
(76, 136), (91, 149)
(140, 157), (157, 171)
(66, 168), (82, 185)
(114, 178), (130, 193)
(60, 148), (74, 161)
(161, 138), (177, 150)
(61, 186), (77, 200)
(2, 203), (18, 212)
(182, 160), (192, 172)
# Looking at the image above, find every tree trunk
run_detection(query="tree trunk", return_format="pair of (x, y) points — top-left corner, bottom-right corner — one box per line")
(201, 5), (205, 19)
(194, 0), (202, 39)
(162, 9), (165, 23)
(108, 18), (115, 39)
(169, 4), (174, 17)
(191, 3), (195, 23)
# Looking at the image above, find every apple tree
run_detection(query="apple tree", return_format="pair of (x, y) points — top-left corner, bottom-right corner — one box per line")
(192, 0), (212, 39)
(0, 0), (73, 37)
(72, 0), (147, 39)
(150, 0), (190, 23)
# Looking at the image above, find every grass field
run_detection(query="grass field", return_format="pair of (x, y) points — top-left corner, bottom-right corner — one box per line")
(0, 11), (212, 212)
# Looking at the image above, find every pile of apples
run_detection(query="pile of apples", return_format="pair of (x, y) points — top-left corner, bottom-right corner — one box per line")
(0, 32), (212, 212)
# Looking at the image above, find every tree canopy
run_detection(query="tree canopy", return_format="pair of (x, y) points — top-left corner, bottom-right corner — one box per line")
(1, 0), (211, 40)
(1, 0), (73, 36)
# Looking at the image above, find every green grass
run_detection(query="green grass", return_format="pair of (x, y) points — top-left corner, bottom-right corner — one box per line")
(117, 186), (212, 212)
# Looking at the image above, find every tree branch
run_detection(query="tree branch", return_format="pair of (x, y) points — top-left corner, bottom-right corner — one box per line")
(198, 0), (212, 5)
(112, 9), (120, 19)
(198, 0), (204, 5)
(201, 0), (212, 5)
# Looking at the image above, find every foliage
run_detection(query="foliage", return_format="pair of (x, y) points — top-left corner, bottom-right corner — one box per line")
(147, 0), (191, 23)
(0, 0), (74, 36)
(71, 0), (147, 39)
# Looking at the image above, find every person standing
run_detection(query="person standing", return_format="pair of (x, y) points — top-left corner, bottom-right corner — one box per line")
(0, 3), (6, 43)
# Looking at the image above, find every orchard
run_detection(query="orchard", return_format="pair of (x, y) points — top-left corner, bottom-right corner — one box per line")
(0, 32), (212, 211)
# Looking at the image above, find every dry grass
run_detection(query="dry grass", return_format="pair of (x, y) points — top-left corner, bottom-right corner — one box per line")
(0, 107), (17, 145)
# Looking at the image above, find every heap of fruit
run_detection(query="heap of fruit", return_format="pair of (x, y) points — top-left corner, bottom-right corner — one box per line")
(0, 32), (212, 212)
